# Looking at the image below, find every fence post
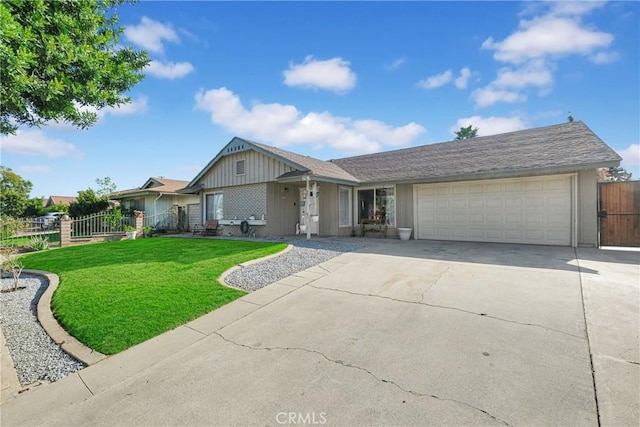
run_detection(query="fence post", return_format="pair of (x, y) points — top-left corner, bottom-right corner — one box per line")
(135, 211), (144, 235)
(60, 215), (72, 247)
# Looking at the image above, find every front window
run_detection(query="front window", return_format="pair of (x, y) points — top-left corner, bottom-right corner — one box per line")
(206, 193), (223, 220)
(339, 187), (352, 227)
(357, 187), (395, 226)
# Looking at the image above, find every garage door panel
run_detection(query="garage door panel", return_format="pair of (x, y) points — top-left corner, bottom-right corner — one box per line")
(415, 175), (572, 246)
(486, 198), (502, 209)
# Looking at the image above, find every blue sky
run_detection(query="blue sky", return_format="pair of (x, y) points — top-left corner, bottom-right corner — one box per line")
(1, 1), (639, 198)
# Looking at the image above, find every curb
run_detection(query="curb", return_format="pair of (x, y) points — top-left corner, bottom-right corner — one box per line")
(0, 326), (22, 403)
(218, 244), (294, 290)
(27, 269), (107, 366)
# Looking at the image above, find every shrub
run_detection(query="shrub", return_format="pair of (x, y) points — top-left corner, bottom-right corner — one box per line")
(25, 235), (49, 252)
(1, 252), (24, 291)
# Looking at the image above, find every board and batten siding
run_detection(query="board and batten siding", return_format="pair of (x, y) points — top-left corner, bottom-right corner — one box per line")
(265, 182), (298, 236)
(199, 151), (294, 189)
(396, 184), (414, 230)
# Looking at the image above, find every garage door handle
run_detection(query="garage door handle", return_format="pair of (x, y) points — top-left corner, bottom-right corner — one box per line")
(597, 210), (607, 218)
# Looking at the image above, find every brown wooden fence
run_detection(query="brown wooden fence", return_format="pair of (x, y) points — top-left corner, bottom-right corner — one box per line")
(599, 181), (640, 247)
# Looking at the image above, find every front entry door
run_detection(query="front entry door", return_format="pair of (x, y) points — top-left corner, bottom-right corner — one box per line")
(299, 187), (319, 235)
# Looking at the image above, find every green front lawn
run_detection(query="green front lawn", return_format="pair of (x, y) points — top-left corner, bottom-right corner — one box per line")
(21, 238), (286, 354)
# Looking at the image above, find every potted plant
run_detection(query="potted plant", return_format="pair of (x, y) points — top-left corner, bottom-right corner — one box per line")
(143, 225), (153, 238)
(125, 225), (137, 240)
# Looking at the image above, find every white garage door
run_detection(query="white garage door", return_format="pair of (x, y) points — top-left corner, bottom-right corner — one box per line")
(415, 175), (573, 246)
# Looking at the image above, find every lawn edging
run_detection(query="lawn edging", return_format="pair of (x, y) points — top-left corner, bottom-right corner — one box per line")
(218, 244), (294, 291)
(27, 269), (107, 366)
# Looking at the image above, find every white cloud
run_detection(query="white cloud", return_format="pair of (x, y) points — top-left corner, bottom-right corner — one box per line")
(492, 61), (553, 89)
(44, 96), (148, 130)
(451, 116), (527, 138)
(283, 56), (357, 93)
(549, 1), (606, 17)
(589, 51), (620, 64)
(194, 87), (425, 153)
(146, 60), (195, 79)
(482, 16), (614, 64)
(385, 57), (407, 70)
(0, 130), (82, 158)
(16, 165), (52, 174)
(471, 87), (526, 107)
(418, 70), (453, 89)
(454, 67), (472, 89)
(476, 4), (616, 108)
(124, 16), (179, 53)
(419, 68), (473, 90)
(618, 144), (640, 168)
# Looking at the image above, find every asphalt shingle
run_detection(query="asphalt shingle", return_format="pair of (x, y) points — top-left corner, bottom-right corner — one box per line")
(331, 121), (621, 183)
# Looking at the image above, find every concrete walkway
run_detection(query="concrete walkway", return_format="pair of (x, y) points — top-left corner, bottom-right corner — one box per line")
(1, 240), (638, 426)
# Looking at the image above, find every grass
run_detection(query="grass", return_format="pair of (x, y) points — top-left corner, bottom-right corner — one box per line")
(20, 238), (287, 354)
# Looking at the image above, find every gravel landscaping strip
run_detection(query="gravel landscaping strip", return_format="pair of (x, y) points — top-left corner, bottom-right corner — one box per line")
(225, 239), (363, 291)
(0, 274), (85, 386)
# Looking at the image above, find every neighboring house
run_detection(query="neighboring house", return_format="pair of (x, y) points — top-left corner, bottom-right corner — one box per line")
(112, 178), (200, 230)
(44, 195), (77, 208)
(184, 121), (621, 247)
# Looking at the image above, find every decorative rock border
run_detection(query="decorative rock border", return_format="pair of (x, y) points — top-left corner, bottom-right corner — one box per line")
(218, 244), (294, 290)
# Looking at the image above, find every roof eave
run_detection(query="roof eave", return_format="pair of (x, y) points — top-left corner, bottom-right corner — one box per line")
(275, 172), (360, 186)
(358, 161), (622, 186)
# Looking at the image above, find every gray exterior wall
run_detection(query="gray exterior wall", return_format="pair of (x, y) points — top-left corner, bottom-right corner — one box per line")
(265, 182), (299, 236)
(395, 183), (414, 234)
(578, 169), (598, 247)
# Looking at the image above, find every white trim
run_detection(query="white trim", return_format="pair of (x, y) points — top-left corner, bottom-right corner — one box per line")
(413, 174), (574, 246)
(204, 191), (224, 220)
(571, 173), (578, 247)
(338, 186), (352, 228)
(355, 185), (397, 227)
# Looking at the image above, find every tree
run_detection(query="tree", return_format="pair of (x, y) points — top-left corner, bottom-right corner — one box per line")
(454, 125), (479, 140)
(0, 0), (149, 135)
(598, 166), (633, 182)
(68, 188), (110, 217)
(95, 177), (117, 199)
(0, 166), (33, 217)
(23, 197), (47, 218)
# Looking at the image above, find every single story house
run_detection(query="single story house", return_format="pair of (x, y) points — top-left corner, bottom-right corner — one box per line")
(112, 177), (200, 230)
(44, 195), (77, 208)
(184, 121), (621, 247)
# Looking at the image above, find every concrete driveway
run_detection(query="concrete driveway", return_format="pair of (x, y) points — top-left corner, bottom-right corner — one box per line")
(2, 240), (638, 426)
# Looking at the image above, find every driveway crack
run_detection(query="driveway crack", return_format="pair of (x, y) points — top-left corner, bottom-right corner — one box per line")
(214, 332), (512, 426)
(309, 284), (584, 340)
(421, 265), (452, 301)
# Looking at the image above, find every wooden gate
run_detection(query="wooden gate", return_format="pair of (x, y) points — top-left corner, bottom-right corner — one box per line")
(599, 181), (640, 246)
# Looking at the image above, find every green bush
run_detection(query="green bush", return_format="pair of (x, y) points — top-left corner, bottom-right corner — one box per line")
(25, 235), (49, 252)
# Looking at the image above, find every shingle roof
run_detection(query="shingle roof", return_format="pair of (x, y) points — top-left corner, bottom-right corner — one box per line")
(331, 121), (621, 183)
(114, 178), (190, 198)
(46, 196), (77, 206)
(246, 139), (360, 183)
